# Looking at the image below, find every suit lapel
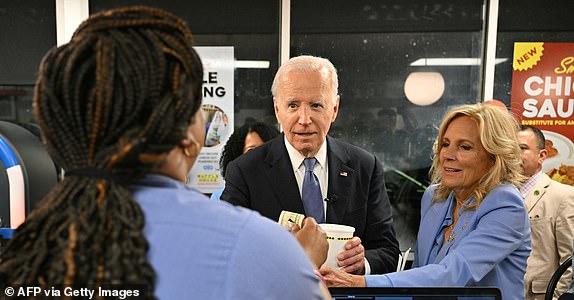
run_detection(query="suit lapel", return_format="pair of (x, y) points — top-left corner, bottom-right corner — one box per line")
(417, 195), (452, 265)
(325, 137), (354, 224)
(525, 173), (550, 213)
(265, 135), (306, 214)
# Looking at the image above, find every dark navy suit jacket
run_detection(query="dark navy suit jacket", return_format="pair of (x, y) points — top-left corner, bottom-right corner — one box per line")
(221, 134), (400, 274)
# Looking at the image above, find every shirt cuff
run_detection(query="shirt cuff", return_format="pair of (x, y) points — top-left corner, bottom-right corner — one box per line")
(365, 274), (393, 287)
(364, 257), (371, 275)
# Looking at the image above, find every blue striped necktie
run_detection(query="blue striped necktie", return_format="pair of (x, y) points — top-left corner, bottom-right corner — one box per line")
(302, 157), (324, 223)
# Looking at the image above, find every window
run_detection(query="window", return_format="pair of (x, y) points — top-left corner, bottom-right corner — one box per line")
(493, 0), (574, 104)
(0, 0), (55, 124)
(291, 0), (485, 249)
(7, 0), (574, 251)
(91, 0), (280, 126)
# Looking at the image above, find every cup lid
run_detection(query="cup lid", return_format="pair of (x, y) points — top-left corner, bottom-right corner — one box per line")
(319, 223), (355, 233)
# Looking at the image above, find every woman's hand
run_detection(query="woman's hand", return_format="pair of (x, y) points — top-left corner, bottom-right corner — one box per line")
(291, 217), (328, 268)
(320, 266), (367, 287)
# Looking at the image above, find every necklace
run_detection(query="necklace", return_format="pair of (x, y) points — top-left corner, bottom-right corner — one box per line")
(445, 222), (456, 243)
(447, 230), (457, 243)
(446, 221), (469, 243)
(443, 197), (469, 244)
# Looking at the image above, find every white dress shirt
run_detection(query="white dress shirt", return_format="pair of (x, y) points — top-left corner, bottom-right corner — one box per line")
(283, 136), (372, 274)
(284, 136), (329, 216)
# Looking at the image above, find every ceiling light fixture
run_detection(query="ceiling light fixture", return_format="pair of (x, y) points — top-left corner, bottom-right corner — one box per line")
(404, 72), (445, 106)
(410, 58), (508, 66)
(235, 60), (270, 69)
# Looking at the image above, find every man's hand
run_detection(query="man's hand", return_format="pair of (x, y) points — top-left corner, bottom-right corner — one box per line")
(320, 266), (366, 287)
(291, 217), (328, 268)
(337, 237), (365, 274)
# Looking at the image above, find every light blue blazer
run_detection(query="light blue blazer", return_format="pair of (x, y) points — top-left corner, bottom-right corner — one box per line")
(366, 183), (531, 300)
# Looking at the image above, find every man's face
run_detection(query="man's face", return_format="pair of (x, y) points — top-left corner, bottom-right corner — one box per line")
(518, 129), (547, 178)
(274, 70), (339, 157)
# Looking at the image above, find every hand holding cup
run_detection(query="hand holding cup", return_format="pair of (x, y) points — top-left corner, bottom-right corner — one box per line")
(337, 237), (365, 274)
(318, 224), (356, 270)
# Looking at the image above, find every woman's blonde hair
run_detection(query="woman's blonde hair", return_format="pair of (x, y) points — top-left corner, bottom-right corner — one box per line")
(430, 103), (525, 208)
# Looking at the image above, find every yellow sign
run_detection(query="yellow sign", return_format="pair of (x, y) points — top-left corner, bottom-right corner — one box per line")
(513, 42), (544, 71)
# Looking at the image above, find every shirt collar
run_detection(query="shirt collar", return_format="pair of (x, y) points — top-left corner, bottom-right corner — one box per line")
(530, 170), (543, 183)
(520, 170), (543, 198)
(135, 173), (188, 189)
(284, 135), (327, 172)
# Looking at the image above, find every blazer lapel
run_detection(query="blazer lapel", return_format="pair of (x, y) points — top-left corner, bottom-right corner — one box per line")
(265, 135), (306, 214)
(525, 173), (550, 213)
(417, 195), (452, 265)
(325, 137), (354, 224)
(435, 204), (474, 261)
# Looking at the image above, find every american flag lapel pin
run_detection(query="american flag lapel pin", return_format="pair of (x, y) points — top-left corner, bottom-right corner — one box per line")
(339, 171), (348, 177)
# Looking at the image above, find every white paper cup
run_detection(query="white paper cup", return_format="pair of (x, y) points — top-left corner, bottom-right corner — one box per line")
(319, 223), (355, 269)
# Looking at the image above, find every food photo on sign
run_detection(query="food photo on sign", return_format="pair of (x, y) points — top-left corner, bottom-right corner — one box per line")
(510, 42), (574, 186)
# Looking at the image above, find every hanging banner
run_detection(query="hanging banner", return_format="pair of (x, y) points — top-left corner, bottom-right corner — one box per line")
(188, 46), (234, 193)
(510, 42), (574, 186)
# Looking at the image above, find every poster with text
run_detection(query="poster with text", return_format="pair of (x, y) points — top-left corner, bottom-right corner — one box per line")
(511, 42), (574, 186)
(188, 46), (234, 193)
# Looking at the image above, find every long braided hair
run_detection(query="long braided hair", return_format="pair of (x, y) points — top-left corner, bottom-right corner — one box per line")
(0, 6), (203, 297)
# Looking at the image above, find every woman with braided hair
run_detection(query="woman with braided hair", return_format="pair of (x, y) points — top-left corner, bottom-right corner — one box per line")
(0, 6), (328, 299)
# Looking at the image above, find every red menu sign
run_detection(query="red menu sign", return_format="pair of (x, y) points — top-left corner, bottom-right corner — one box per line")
(511, 42), (574, 185)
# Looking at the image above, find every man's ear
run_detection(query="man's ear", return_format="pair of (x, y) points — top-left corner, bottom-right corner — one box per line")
(273, 97), (279, 115)
(274, 97), (283, 125)
(538, 148), (548, 162)
(331, 95), (340, 123)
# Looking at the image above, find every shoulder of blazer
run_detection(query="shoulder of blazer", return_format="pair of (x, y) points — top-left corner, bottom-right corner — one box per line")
(230, 134), (284, 168)
(536, 173), (553, 190)
(544, 174), (574, 199)
(478, 184), (524, 213)
(420, 184), (442, 216)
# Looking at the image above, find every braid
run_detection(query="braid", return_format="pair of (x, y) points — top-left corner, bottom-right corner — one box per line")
(0, 6), (203, 298)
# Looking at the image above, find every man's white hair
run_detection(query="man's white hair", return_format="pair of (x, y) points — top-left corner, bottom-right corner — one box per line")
(271, 55), (339, 101)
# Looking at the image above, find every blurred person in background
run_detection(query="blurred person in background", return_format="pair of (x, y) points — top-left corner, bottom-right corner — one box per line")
(373, 108), (412, 169)
(483, 99), (508, 110)
(210, 121), (279, 200)
(519, 125), (574, 300)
